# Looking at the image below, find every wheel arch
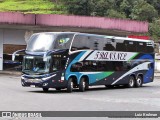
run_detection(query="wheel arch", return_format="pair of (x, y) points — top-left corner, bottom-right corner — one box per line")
(68, 75), (78, 86)
(129, 74), (136, 81)
(136, 73), (144, 83)
(79, 75), (89, 84)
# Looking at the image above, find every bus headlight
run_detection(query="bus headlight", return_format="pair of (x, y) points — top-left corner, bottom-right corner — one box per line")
(21, 76), (26, 80)
(42, 74), (56, 81)
(42, 77), (48, 81)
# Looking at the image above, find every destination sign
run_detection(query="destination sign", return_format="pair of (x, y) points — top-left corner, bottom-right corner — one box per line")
(86, 51), (138, 61)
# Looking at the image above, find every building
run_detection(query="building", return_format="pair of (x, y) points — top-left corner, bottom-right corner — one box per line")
(0, 12), (148, 70)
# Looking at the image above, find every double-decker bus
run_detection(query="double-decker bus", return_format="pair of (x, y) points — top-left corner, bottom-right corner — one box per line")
(12, 32), (155, 92)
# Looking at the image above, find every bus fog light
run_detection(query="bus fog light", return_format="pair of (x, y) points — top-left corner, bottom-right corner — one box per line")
(43, 83), (48, 86)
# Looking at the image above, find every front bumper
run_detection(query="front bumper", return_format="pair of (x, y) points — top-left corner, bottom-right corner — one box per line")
(21, 78), (67, 88)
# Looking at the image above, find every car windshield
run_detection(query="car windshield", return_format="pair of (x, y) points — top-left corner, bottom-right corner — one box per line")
(22, 56), (50, 75)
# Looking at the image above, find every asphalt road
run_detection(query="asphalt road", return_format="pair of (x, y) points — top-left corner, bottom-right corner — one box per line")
(0, 74), (160, 120)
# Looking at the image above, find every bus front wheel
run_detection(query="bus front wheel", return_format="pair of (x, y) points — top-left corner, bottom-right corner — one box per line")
(127, 76), (135, 88)
(43, 88), (49, 92)
(135, 76), (143, 87)
(67, 78), (74, 93)
(105, 85), (114, 88)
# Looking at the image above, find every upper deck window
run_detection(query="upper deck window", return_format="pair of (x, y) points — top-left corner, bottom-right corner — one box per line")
(71, 34), (105, 51)
(54, 34), (74, 49)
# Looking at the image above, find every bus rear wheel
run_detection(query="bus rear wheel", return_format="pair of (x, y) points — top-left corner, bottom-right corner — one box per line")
(127, 76), (135, 88)
(135, 76), (143, 87)
(79, 77), (87, 92)
(43, 88), (49, 92)
(67, 78), (74, 93)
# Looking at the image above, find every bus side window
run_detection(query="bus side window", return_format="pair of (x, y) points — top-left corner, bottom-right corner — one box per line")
(146, 42), (154, 53)
(71, 35), (91, 51)
(137, 42), (146, 53)
(126, 41), (136, 52)
(103, 44), (115, 51)
(115, 40), (126, 52)
(52, 59), (60, 71)
(103, 40), (115, 51)
(71, 62), (82, 72)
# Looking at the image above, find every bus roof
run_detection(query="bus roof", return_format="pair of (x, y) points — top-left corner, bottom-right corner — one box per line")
(32, 32), (153, 43)
(76, 33), (153, 43)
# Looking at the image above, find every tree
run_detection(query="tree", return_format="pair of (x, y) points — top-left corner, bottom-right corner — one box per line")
(60, 0), (91, 16)
(130, 0), (158, 22)
(120, 0), (135, 18)
(146, 0), (160, 15)
(149, 20), (160, 41)
(90, 0), (112, 16)
(107, 9), (126, 19)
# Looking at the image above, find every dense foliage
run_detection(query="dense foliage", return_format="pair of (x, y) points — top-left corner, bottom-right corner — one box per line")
(60, 0), (160, 41)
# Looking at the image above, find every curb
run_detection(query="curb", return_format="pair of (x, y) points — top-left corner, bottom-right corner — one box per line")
(0, 71), (21, 76)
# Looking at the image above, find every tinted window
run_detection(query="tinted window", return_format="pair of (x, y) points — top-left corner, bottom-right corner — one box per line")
(146, 42), (154, 53)
(126, 41), (137, 52)
(51, 57), (66, 72)
(137, 42), (146, 53)
(115, 39), (126, 52)
(70, 61), (131, 72)
(71, 35), (105, 51)
(103, 40), (115, 51)
(54, 34), (73, 49)
(71, 35), (92, 51)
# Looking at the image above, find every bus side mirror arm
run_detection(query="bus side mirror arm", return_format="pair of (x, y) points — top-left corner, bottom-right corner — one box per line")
(12, 49), (26, 61)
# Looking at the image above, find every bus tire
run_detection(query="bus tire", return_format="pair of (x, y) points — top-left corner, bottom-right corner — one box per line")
(135, 76), (143, 87)
(105, 85), (114, 88)
(79, 77), (86, 92)
(67, 78), (74, 93)
(43, 88), (49, 92)
(56, 88), (61, 91)
(127, 76), (135, 88)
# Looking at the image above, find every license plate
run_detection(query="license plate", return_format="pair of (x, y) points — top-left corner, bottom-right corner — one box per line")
(30, 85), (36, 88)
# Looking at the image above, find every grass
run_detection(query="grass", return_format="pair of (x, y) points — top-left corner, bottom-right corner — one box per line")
(0, 0), (66, 14)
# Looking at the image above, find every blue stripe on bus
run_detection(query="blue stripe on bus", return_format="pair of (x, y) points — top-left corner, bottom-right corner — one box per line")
(65, 51), (86, 80)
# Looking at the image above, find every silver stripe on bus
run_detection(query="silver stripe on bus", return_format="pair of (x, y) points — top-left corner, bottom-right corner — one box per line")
(78, 50), (93, 62)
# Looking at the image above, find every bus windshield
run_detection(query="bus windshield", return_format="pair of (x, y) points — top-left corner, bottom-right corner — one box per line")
(22, 56), (50, 75)
(26, 33), (55, 52)
(26, 33), (74, 52)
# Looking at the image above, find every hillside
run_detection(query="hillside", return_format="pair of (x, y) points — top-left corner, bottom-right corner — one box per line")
(0, 0), (66, 14)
